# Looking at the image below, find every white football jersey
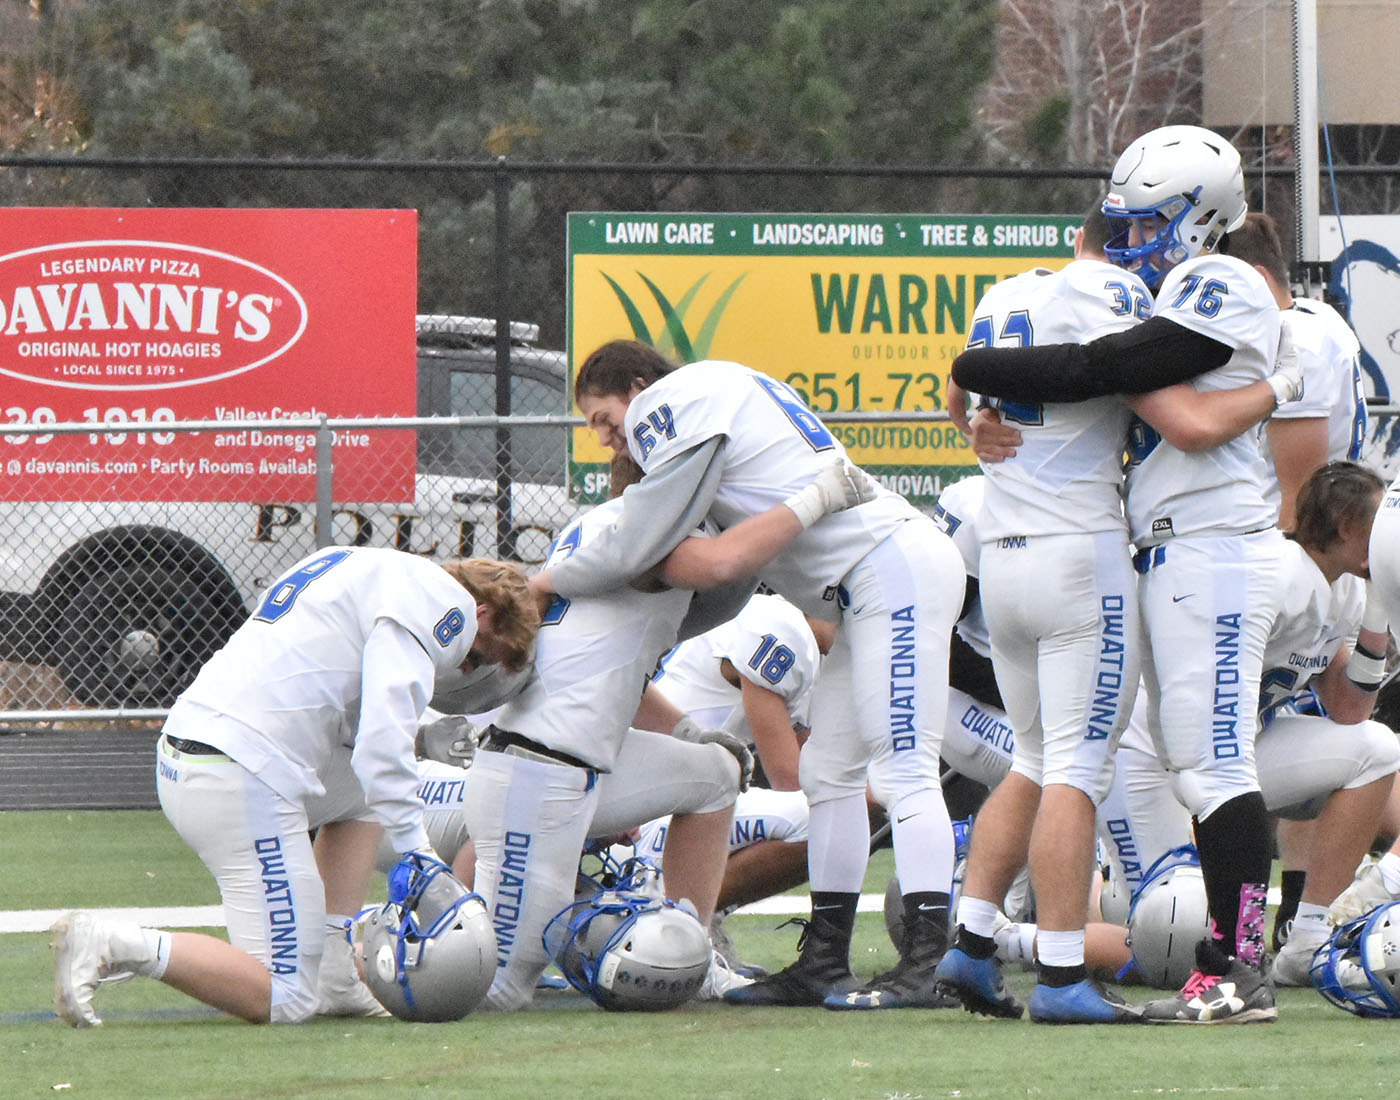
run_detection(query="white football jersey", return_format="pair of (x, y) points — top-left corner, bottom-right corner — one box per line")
(652, 592), (820, 745)
(1125, 254), (1280, 545)
(174, 546), (478, 851)
(932, 474), (990, 658)
(966, 260), (1141, 539)
(1258, 298), (1366, 510)
(497, 498), (692, 771)
(1256, 540), (1365, 721)
(623, 359), (919, 618)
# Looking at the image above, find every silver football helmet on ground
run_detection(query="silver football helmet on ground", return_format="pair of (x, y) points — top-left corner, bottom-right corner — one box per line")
(360, 852), (496, 1022)
(544, 856), (711, 1011)
(1126, 846), (1212, 988)
(1310, 900), (1400, 1018)
(1103, 124), (1248, 289)
(1098, 865), (1133, 928)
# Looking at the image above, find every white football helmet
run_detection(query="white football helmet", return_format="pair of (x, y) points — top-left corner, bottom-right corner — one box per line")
(544, 859), (711, 1011)
(1098, 866), (1132, 928)
(360, 852), (496, 1022)
(1310, 901), (1400, 1018)
(1126, 846), (1212, 988)
(1103, 125), (1247, 288)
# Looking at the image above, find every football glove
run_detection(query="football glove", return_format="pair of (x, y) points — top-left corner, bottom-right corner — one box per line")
(671, 716), (754, 792)
(1266, 315), (1305, 405)
(783, 456), (881, 528)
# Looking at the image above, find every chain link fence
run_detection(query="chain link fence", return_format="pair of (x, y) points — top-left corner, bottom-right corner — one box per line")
(2, 156), (1399, 738)
(0, 411), (581, 722)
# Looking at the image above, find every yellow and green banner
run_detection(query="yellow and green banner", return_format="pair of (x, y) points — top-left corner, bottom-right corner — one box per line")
(566, 212), (1077, 502)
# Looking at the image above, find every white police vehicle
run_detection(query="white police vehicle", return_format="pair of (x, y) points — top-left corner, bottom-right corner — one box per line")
(0, 316), (576, 709)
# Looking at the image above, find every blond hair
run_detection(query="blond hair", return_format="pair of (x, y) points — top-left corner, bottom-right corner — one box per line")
(439, 558), (540, 672)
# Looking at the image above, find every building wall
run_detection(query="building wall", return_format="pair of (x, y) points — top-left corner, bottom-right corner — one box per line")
(1203, 0), (1400, 126)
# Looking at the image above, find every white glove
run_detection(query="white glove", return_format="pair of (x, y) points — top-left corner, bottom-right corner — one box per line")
(1347, 580), (1392, 690)
(782, 456), (881, 529)
(671, 715), (706, 743)
(1266, 314), (1305, 405)
(699, 729), (755, 793)
(415, 711), (480, 767)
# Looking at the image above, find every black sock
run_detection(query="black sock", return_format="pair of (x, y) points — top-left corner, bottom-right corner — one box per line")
(1273, 870), (1306, 951)
(1036, 962), (1087, 988)
(902, 891), (951, 929)
(901, 891), (951, 955)
(955, 925), (998, 960)
(809, 891), (858, 937)
(1194, 792), (1272, 961)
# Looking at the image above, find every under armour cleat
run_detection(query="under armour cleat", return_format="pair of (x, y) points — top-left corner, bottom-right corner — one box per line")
(1143, 942), (1277, 1024)
(724, 913), (856, 1007)
(823, 956), (960, 1010)
(51, 912), (141, 1028)
(1328, 861), (1400, 928)
(931, 946), (1024, 1019)
(1029, 979), (1142, 1024)
(723, 958), (856, 1006)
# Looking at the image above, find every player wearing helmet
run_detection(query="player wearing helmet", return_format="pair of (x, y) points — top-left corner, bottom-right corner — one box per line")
(940, 184), (1293, 1024)
(953, 125), (1304, 1024)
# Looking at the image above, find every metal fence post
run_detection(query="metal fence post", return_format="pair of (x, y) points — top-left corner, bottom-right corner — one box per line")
(493, 155), (517, 560)
(315, 414), (333, 549)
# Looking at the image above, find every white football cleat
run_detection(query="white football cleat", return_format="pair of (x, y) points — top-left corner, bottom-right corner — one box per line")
(1270, 937), (1320, 988)
(51, 912), (140, 1028)
(696, 949), (755, 1001)
(316, 929), (390, 1018)
(1328, 862), (1400, 927)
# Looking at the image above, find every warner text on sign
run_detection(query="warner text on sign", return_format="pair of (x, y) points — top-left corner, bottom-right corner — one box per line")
(567, 212), (1076, 503)
(0, 208), (416, 503)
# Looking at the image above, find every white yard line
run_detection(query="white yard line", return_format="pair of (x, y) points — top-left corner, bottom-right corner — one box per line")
(0, 894), (897, 935)
(0, 888), (1284, 935)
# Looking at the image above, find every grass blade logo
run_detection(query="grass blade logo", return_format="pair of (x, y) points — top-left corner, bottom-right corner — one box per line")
(600, 271), (746, 362)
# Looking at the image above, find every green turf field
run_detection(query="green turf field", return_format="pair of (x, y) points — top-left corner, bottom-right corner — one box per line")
(1, 811), (1394, 1099)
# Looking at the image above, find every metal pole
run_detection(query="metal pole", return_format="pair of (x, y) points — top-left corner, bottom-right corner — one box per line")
(315, 414), (333, 549)
(493, 156), (516, 559)
(1293, 0), (1320, 262)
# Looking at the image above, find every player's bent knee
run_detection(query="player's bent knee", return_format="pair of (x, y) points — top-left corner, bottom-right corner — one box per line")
(1348, 720), (1400, 787)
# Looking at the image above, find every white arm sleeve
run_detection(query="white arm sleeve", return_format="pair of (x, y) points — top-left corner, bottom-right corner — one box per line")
(351, 618), (438, 853)
(550, 436), (727, 598)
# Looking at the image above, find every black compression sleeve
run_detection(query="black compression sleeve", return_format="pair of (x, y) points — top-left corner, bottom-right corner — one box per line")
(950, 316), (1235, 403)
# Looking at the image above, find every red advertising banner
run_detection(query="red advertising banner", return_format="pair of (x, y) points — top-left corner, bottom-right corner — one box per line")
(0, 208), (416, 502)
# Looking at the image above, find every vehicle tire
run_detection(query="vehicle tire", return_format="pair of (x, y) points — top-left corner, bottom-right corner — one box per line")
(53, 560), (246, 708)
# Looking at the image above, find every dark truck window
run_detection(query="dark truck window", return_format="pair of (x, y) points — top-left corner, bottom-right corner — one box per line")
(415, 316), (567, 485)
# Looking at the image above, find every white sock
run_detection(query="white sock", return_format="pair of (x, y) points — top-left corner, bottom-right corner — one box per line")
(956, 896), (1003, 939)
(1287, 904), (1329, 950)
(1035, 928), (1085, 968)
(325, 915), (354, 942)
(1377, 852), (1400, 893)
(144, 929), (172, 979)
(807, 794), (871, 893)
